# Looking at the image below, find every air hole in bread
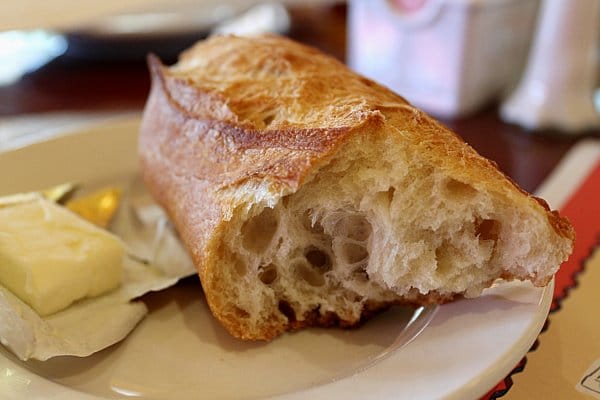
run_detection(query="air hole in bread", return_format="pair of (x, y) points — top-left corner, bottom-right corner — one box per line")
(342, 242), (369, 264)
(445, 178), (477, 199)
(233, 257), (247, 276)
(304, 246), (332, 271)
(335, 214), (372, 241)
(376, 187), (396, 207)
(301, 209), (324, 234)
(242, 207), (278, 253)
(352, 264), (369, 281)
(294, 260), (325, 286)
(262, 114), (275, 127)
(435, 245), (453, 276)
(234, 307), (250, 319)
(476, 219), (500, 241)
(258, 263), (278, 284)
(278, 300), (296, 322)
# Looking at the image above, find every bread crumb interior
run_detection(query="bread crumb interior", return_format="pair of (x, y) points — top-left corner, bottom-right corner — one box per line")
(220, 134), (553, 330)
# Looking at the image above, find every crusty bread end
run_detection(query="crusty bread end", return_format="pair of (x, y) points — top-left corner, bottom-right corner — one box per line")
(139, 35), (574, 340)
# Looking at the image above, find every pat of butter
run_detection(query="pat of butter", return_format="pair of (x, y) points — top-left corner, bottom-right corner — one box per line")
(0, 197), (124, 316)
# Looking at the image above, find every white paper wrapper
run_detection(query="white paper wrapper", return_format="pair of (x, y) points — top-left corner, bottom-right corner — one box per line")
(0, 194), (196, 361)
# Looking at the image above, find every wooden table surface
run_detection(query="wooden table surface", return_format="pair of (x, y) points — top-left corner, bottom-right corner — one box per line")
(0, 3), (597, 193)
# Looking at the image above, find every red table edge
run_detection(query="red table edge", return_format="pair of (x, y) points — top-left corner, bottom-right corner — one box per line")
(483, 160), (600, 399)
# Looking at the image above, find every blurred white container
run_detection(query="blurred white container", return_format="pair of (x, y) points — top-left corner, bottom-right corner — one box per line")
(348, 0), (539, 118)
(500, 0), (600, 133)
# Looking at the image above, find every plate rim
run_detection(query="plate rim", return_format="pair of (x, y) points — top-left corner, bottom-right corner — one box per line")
(0, 117), (552, 400)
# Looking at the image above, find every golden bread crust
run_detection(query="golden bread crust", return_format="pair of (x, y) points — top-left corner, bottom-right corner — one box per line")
(139, 35), (574, 340)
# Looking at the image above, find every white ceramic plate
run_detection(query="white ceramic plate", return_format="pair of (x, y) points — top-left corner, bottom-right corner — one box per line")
(0, 118), (552, 400)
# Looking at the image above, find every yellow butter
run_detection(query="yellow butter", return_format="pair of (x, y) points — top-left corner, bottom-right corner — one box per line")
(0, 197), (124, 316)
(66, 187), (122, 228)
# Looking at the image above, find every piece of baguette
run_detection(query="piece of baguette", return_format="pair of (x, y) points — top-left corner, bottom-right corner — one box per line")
(139, 35), (574, 340)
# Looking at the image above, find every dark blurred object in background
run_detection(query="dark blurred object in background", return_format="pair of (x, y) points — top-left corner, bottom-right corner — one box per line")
(0, 2), (343, 115)
(65, 2), (290, 62)
(501, 0), (600, 133)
